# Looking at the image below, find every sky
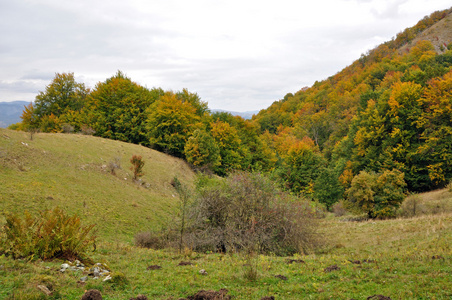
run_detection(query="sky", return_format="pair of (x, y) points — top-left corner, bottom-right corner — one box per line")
(0, 0), (450, 112)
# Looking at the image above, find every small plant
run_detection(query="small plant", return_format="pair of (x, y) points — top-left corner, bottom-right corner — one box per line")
(80, 125), (95, 135)
(130, 155), (145, 180)
(108, 156), (121, 175)
(61, 123), (75, 133)
(134, 232), (166, 250)
(0, 207), (96, 260)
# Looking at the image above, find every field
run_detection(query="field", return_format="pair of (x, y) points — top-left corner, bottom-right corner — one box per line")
(0, 129), (451, 299)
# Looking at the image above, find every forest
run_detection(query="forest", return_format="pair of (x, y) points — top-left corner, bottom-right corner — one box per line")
(11, 8), (452, 219)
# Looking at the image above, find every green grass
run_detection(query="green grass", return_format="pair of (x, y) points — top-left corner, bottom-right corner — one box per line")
(1, 128), (451, 299)
(0, 128), (196, 243)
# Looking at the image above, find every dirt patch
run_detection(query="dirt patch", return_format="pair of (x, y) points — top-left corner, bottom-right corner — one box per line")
(324, 265), (340, 272)
(81, 289), (102, 300)
(367, 295), (392, 300)
(129, 295), (148, 300)
(432, 255), (444, 260)
(182, 288), (231, 300)
(260, 297), (275, 300)
(178, 261), (193, 266)
(147, 265), (162, 270)
(274, 274), (288, 281)
(286, 259), (305, 264)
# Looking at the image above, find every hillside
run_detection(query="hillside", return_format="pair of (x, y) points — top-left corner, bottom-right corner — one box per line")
(252, 7), (452, 196)
(0, 128), (196, 243)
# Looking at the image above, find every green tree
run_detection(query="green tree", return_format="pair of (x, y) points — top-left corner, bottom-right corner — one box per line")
(31, 72), (88, 132)
(184, 129), (221, 171)
(84, 71), (163, 145)
(345, 170), (406, 218)
(313, 167), (344, 210)
(210, 120), (249, 176)
(146, 91), (202, 157)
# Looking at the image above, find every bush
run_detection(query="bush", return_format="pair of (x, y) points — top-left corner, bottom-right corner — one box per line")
(184, 172), (321, 256)
(0, 207), (96, 260)
(134, 232), (166, 250)
(397, 194), (426, 218)
(130, 155), (145, 180)
(345, 170), (407, 219)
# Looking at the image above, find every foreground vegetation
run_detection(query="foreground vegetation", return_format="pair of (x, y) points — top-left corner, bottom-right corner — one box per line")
(1, 129), (452, 299)
(1, 201), (451, 299)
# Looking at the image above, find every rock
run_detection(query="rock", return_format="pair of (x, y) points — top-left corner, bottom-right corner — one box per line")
(60, 263), (70, 272)
(81, 289), (102, 300)
(199, 269), (208, 275)
(80, 276), (88, 282)
(102, 275), (112, 282)
(37, 285), (52, 296)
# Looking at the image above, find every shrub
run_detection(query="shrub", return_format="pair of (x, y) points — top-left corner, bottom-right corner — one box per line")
(184, 172), (321, 256)
(345, 170), (406, 219)
(80, 125), (95, 135)
(0, 207), (96, 260)
(332, 200), (348, 217)
(398, 194), (426, 218)
(61, 123), (75, 133)
(130, 155), (145, 180)
(134, 231), (166, 250)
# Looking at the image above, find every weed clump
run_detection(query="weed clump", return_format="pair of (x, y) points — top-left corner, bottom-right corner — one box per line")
(0, 207), (96, 261)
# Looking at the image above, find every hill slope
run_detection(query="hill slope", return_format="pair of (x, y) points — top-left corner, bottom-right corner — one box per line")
(0, 128), (196, 243)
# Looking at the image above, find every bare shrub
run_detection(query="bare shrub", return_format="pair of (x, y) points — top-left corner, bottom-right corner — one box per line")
(185, 172), (322, 256)
(332, 200), (347, 217)
(108, 156), (121, 175)
(398, 194), (426, 218)
(80, 125), (95, 135)
(134, 232), (166, 250)
(61, 123), (75, 133)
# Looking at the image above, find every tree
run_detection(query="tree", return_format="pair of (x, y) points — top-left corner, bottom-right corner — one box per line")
(146, 92), (202, 157)
(130, 155), (145, 180)
(345, 170), (406, 219)
(184, 129), (221, 171)
(84, 71), (163, 145)
(31, 72), (88, 132)
(210, 120), (249, 175)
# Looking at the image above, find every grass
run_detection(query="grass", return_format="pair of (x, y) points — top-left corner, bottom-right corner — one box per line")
(1, 128), (452, 299)
(0, 128), (196, 243)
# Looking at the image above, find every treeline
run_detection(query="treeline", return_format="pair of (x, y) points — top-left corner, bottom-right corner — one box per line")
(13, 71), (275, 177)
(13, 9), (452, 218)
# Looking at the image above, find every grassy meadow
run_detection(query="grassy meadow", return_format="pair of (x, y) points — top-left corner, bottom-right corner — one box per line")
(0, 128), (451, 299)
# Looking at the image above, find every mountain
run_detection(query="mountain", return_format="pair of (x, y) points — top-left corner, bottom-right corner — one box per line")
(252, 8), (452, 192)
(211, 109), (259, 120)
(0, 101), (29, 128)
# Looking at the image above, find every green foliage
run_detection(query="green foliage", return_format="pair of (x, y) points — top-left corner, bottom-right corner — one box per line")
(184, 129), (221, 171)
(0, 207), (96, 260)
(130, 155), (145, 180)
(84, 71), (163, 145)
(33, 73), (88, 132)
(146, 91), (202, 157)
(345, 170), (407, 218)
(313, 167), (344, 210)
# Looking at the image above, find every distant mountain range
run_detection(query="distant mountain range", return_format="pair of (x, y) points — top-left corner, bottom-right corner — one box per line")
(211, 109), (259, 120)
(0, 101), (29, 128)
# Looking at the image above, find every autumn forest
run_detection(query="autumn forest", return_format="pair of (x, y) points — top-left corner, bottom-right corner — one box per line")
(12, 8), (452, 219)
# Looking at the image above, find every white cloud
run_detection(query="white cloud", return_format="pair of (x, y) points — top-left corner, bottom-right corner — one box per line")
(0, 0), (450, 111)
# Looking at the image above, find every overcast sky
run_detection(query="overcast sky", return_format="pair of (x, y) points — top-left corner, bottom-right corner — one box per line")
(0, 0), (450, 112)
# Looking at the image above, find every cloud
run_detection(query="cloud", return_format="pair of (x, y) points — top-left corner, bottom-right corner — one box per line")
(0, 0), (451, 110)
